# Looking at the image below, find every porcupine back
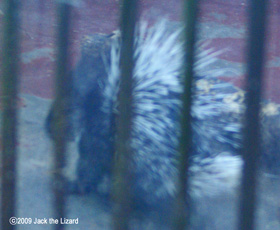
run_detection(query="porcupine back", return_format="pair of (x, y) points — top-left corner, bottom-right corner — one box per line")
(97, 20), (243, 208)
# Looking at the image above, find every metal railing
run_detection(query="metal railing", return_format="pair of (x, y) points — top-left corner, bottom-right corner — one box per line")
(1, 0), (21, 229)
(51, 3), (72, 230)
(112, 1), (138, 230)
(239, 1), (269, 230)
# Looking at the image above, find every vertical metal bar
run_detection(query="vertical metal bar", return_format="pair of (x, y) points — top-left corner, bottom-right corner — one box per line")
(238, 0), (269, 230)
(112, 0), (138, 230)
(1, 0), (21, 229)
(52, 2), (72, 230)
(173, 1), (200, 230)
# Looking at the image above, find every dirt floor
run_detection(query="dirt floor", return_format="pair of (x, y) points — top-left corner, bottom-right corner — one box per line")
(15, 95), (280, 229)
(0, 0), (280, 229)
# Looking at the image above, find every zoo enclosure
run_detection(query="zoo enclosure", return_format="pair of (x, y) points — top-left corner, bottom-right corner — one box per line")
(0, 0), (270, 230)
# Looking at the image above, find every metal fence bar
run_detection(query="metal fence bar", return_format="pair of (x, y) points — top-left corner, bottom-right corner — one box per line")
(112, 0), (138, 229)
(172, 0), (200, 230)
(1, 0), (21, 229)
(52, 2), (72, 230)
(238, 0), (269, 229)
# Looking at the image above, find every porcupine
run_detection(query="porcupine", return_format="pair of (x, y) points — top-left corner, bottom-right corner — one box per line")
(46, 20), (280, 213)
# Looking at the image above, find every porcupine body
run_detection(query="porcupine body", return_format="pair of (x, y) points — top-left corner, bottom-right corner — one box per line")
(46, 20), (280, 213)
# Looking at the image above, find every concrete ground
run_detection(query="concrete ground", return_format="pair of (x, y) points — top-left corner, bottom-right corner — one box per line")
(0, 0), (280, 229)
